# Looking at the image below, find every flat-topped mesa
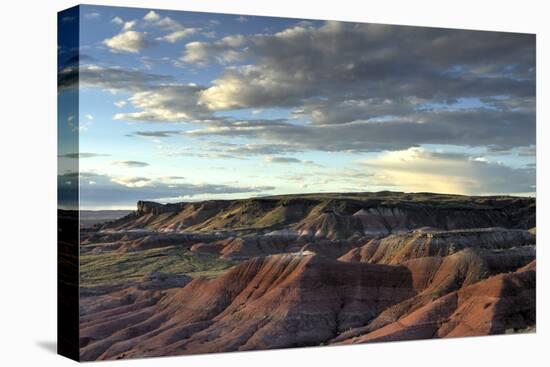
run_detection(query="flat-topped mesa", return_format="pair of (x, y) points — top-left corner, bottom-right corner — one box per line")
(104, 193), (535, 237)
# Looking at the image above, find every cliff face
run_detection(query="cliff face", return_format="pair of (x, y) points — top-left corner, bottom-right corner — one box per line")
(107, 193), (535, 239)
(136, 201), (186, 215)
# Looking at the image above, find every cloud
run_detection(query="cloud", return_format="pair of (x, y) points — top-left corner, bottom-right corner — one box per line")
(182, 35), (247, 66)
(181, 42), (210, 65)
(264, 156), (321, 166)
(164, 151), (245, 160)
(103, 31), (149, 53)
(183, 20), (534, 158)
(111, 176), (152, 188)
(58, 171), (276, 208)
(84, 12), (100, 19)
(105, 11), (194, 55)
(154, 16), (188, 31)
(61, 15), (75, 23)
(516, 146), (536, 157)
(143, 10), (160, 22)
(293, 98), (418, 125)
(159, 176), (186, 180)
(265, 156), (302, 163)
(143, 11), (199, 43)
(111, 16), (123, 25)
(59, 65), (217, 124)
(113, 84), (213, 122)
(78, 123), (92, 132)
(122, 20), (137, 31)
(58, 153), (110, 159)
(157, 29), (197, 43)
(129, 130), (182, 138)
(58, 64), (172, 92)
(61, 21), (535, 156)
(207, 142), (301, 156)
(152, 141), (305, 161)
(359, 148), (535, 195)
(185, 106), (535, 152)
(114, 100), (127, 108)
(111, 160), (150, 168)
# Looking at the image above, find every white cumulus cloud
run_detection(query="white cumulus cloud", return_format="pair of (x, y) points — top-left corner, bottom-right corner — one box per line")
(103, 31), (149, 53)
(143, 10), (160, 21)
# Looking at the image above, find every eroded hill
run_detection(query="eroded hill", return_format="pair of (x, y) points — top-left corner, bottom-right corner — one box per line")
(79, 192), (536, 360)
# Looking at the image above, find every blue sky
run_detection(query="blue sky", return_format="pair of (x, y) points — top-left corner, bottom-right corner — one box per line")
(58, 5), (536, 209)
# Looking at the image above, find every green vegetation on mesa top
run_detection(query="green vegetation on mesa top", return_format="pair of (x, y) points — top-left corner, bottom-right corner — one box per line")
(80, 246), (235, 287)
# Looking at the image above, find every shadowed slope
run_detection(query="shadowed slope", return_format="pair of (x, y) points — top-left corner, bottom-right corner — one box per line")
(333, 260), (535, 344)
(331, 246), (534, 343)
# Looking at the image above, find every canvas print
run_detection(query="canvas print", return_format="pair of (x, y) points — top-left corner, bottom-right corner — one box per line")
(58, 4), (536, 361)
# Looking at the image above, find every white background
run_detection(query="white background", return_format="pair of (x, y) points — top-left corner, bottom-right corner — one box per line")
(1, 0), (548, 365)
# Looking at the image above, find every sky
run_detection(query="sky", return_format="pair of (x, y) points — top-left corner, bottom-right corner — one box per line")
(58, 5), (536, 210)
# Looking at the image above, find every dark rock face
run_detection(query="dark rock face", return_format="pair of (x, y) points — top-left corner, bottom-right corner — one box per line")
(137, 201), (163, 214)
(137, 201), (185, 215)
